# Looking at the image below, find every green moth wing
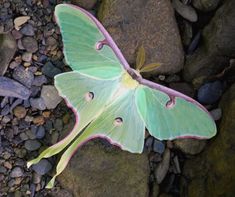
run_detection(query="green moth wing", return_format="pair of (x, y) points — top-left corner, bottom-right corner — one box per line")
(54, 4), (125, 79)
(45, 89), (145, 188)
(27, 71), (120, 168)
(136, 85), (217, 140)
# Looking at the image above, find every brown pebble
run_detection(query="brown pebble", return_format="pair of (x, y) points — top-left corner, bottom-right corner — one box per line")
(33, 116), (44, 125)
(13, 106), (27, 119)
(42, 111), (51, 118)
(4, 161), (12, 169)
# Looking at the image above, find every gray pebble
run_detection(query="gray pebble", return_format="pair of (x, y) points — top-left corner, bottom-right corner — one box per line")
(13, 66), (34, 88)
(21, 36), (38, 53)
(24, 140), (41, 151)
(20, 24), (35, 36)
(41, 85), (62, 109)
(10, 167), (24, 178)
(36, 126), (45, 139)
(22, 52), (32, 62)
(32, 159), (52, 175)
(210, 108), (222, 121)
(30, 97), (46, 110)
(32, 75), (47, 86)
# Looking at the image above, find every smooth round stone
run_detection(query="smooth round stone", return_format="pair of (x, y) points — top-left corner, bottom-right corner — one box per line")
(10, 167), (24, 178)
(197, 81), (223, 104)
(20, 24), (35, 36)
(153, 139), (165, 154)
(36, 126), (45, 139)
(32, 159), (52, 175)
(24, 140), (41, 151)
(21, 36), (38, 53)
(13, 106), (27, 119)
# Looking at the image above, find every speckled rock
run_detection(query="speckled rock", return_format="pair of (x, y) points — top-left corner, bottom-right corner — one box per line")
(98, 0), (184, 74)
(173, 139), (207, 155)
(183, 0), (235, 84)
(192, 0), (220, 12)
(58, 139), (149, 197)
(182, 84), (235, 197)
(12, 66), (34, 88)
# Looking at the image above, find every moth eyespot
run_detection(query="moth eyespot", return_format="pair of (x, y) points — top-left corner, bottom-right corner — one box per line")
(166, 96), (176, 109)
(96, 41), (103, 50)
(85, 92), (94, 102)
(113, 117), (123, 127)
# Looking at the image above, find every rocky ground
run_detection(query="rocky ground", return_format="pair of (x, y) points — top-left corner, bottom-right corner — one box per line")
(0, 0), (235, 196)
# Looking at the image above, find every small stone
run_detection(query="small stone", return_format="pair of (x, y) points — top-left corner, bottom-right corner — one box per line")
(2, 116), (11, 123)
(1, 104), (10, 116)
(33, 116), (44, 125)
(13, 106), (27, 119)
(14, 16), (30, 30)
(24, 140), (41, 151)
(20, 132), (29, 141)
(32, 172), (41, 184)
(46, 36), (58, 51)
(197, 81), (223, 104)
(0, 166), (7, 174)
(153, 139), (165, 154)
(210, 108), (222, 121)
(20, 24), (35, 36)
(54, 119), (63, 132)
(172, 0), (198, 22)
(10, 167), (24, 178)
(36, 126), (45, 139)
(13, 66), (34, 88)
(30, 98), (46, 110)
(22, 52), (32, 62)
(32, 75), (47, 86)
(32, 159), (52, 175)
(21, 36), (38, 53)
(41, 61), (61, 78)
(12, 29), (23, 39)
(41, 85), (62, 109)
(145, 136), (153, 151)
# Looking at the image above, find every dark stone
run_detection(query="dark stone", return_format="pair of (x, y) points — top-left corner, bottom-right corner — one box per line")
(24, 140), (41, 151)
(197, 81), (223, 104)
(41, 61), (61, 78)
(21, 36), (38, 53)
(32, 159), (52, 175)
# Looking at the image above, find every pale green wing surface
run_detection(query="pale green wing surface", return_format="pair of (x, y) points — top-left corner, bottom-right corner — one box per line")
(27, 71), (120, 167)
(136, 86), (217, 140)
(55, 4), (124, 79)
(45, 89), (145, 188)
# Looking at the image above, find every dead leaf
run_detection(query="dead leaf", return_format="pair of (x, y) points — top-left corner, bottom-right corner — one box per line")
(14, 16), (30, 30)
(136, 45), (146, 70)
(140, 63), (161, 73)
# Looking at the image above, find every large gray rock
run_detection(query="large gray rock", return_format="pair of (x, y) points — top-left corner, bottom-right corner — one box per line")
(181, 84), (235, 197)
(58, 139), (149, 197)
(98, 0), (184, 74)
(183, 0), (235, 85)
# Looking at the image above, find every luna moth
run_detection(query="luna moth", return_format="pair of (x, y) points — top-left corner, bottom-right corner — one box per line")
(27, 4), (217, 188)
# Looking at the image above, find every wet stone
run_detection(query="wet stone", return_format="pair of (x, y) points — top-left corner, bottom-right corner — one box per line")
(32, 159), (52, 175)
(13, 66), (34, 88)
(24, 139), (41, 151)
(10, 167), (24, 178)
